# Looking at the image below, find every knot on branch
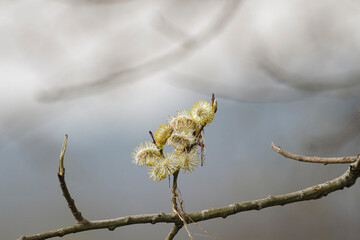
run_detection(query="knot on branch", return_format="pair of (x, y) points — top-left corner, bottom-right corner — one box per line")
(151, 215), (158, 224)
(108, 225), (116, 231)
(349, 156), (360, 177)
(350, 165), (360, 177)
(175, 220), (184, 228)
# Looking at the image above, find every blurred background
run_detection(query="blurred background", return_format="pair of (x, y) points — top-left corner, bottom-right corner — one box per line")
(2, 0), (360, 239)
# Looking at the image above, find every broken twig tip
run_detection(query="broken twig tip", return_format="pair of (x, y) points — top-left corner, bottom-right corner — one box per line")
(58, 134), (68, 176)
(271, 142), (280, 153)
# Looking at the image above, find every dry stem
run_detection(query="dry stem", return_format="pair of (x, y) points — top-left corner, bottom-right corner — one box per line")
(272, 142), (357, 164)
(57, 135), (88, 224)
(170, 170), (193, 240)
(166, 224), (182, 240)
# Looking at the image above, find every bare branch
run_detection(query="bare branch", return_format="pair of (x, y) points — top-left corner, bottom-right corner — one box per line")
(149, 131), (156, 145)
(185, 215), (219, 240)
(177, 193), (218, 240)
(272, 142), (357, 164)
(166, 224), (182, 240)
(57, 135), (89, 224)
(170, 170), (193, 240)
(171, 171), (179, 215)
(18, 154), (360, 240)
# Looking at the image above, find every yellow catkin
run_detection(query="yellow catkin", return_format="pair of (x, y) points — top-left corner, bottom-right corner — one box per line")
(154, 124), (174, 148)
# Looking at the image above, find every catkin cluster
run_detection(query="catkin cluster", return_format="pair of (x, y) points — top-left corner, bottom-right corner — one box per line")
(132, 99), (217, 181)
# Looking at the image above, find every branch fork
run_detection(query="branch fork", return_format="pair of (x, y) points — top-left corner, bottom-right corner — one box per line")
(18, 139), (360, 240)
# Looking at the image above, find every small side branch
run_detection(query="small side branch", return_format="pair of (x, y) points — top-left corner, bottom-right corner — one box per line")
(170, 171), (193, 240)
(171, 171), (180, 214)
(272, 142), (357, 164)
(57, 135), (88, 224)
(187, 155), (360, 222)
(166, 224), (182, 240)
(149, 131), (156, 145)
(58, 134), (68, 176)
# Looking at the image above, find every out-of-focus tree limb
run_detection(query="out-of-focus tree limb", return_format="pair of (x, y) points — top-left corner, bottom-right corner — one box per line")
(165, 224), (182, 240)
(168, 71), (311, 102)
(307, 114), (360, 153)
(38, 0), (241, 102)
(259, 55), (360, 92)
(53, 0), (133, 5)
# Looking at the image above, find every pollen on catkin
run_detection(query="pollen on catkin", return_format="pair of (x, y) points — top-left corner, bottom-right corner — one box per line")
(168, 110), (198, 133)
(148, 152), (177, 181)
(190, 100), (215, 126)
(132, 95), (217, 182)
(154, 124), (173, 149)
(176, 149), (199, 173)
(132, 141), (160, 166)
(167, 132), (195, 151)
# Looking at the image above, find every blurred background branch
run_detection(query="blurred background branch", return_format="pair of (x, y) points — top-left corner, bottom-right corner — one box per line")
(38, 0), (241, 102)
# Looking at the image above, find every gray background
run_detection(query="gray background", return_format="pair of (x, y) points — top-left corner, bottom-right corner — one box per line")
(2, 0), (360, 239)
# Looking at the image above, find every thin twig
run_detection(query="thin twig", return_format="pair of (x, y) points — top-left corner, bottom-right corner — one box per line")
(272, 142), (357, 164)
(18, 155), (360, 240)
(149, 131), (156, 145)
(166, 224), (183, 240)
(58, 134), (68, 177)
(176, 193), (219, 240)
(171, 171), (194, 240)
(57, 135), (89, 224)
(149, 130), (163, 155)
(198, 131), (205, 166)
(211, 93), (217, 113)
(171, 171), (179, 213)
(186, 215), (219, 240)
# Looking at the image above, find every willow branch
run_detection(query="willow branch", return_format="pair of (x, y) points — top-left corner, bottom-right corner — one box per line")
(167, 178), (183, 240)
(57, 135), (88, 224)
(149, 131), (156, 145)
(170, 170), (193, 240)
(272, 142), (357, 164)
(18, 154), (360, 240)
(177, 193), (218, 240)
(166, 224), (182, 240)
(171, 171), (180, 214)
